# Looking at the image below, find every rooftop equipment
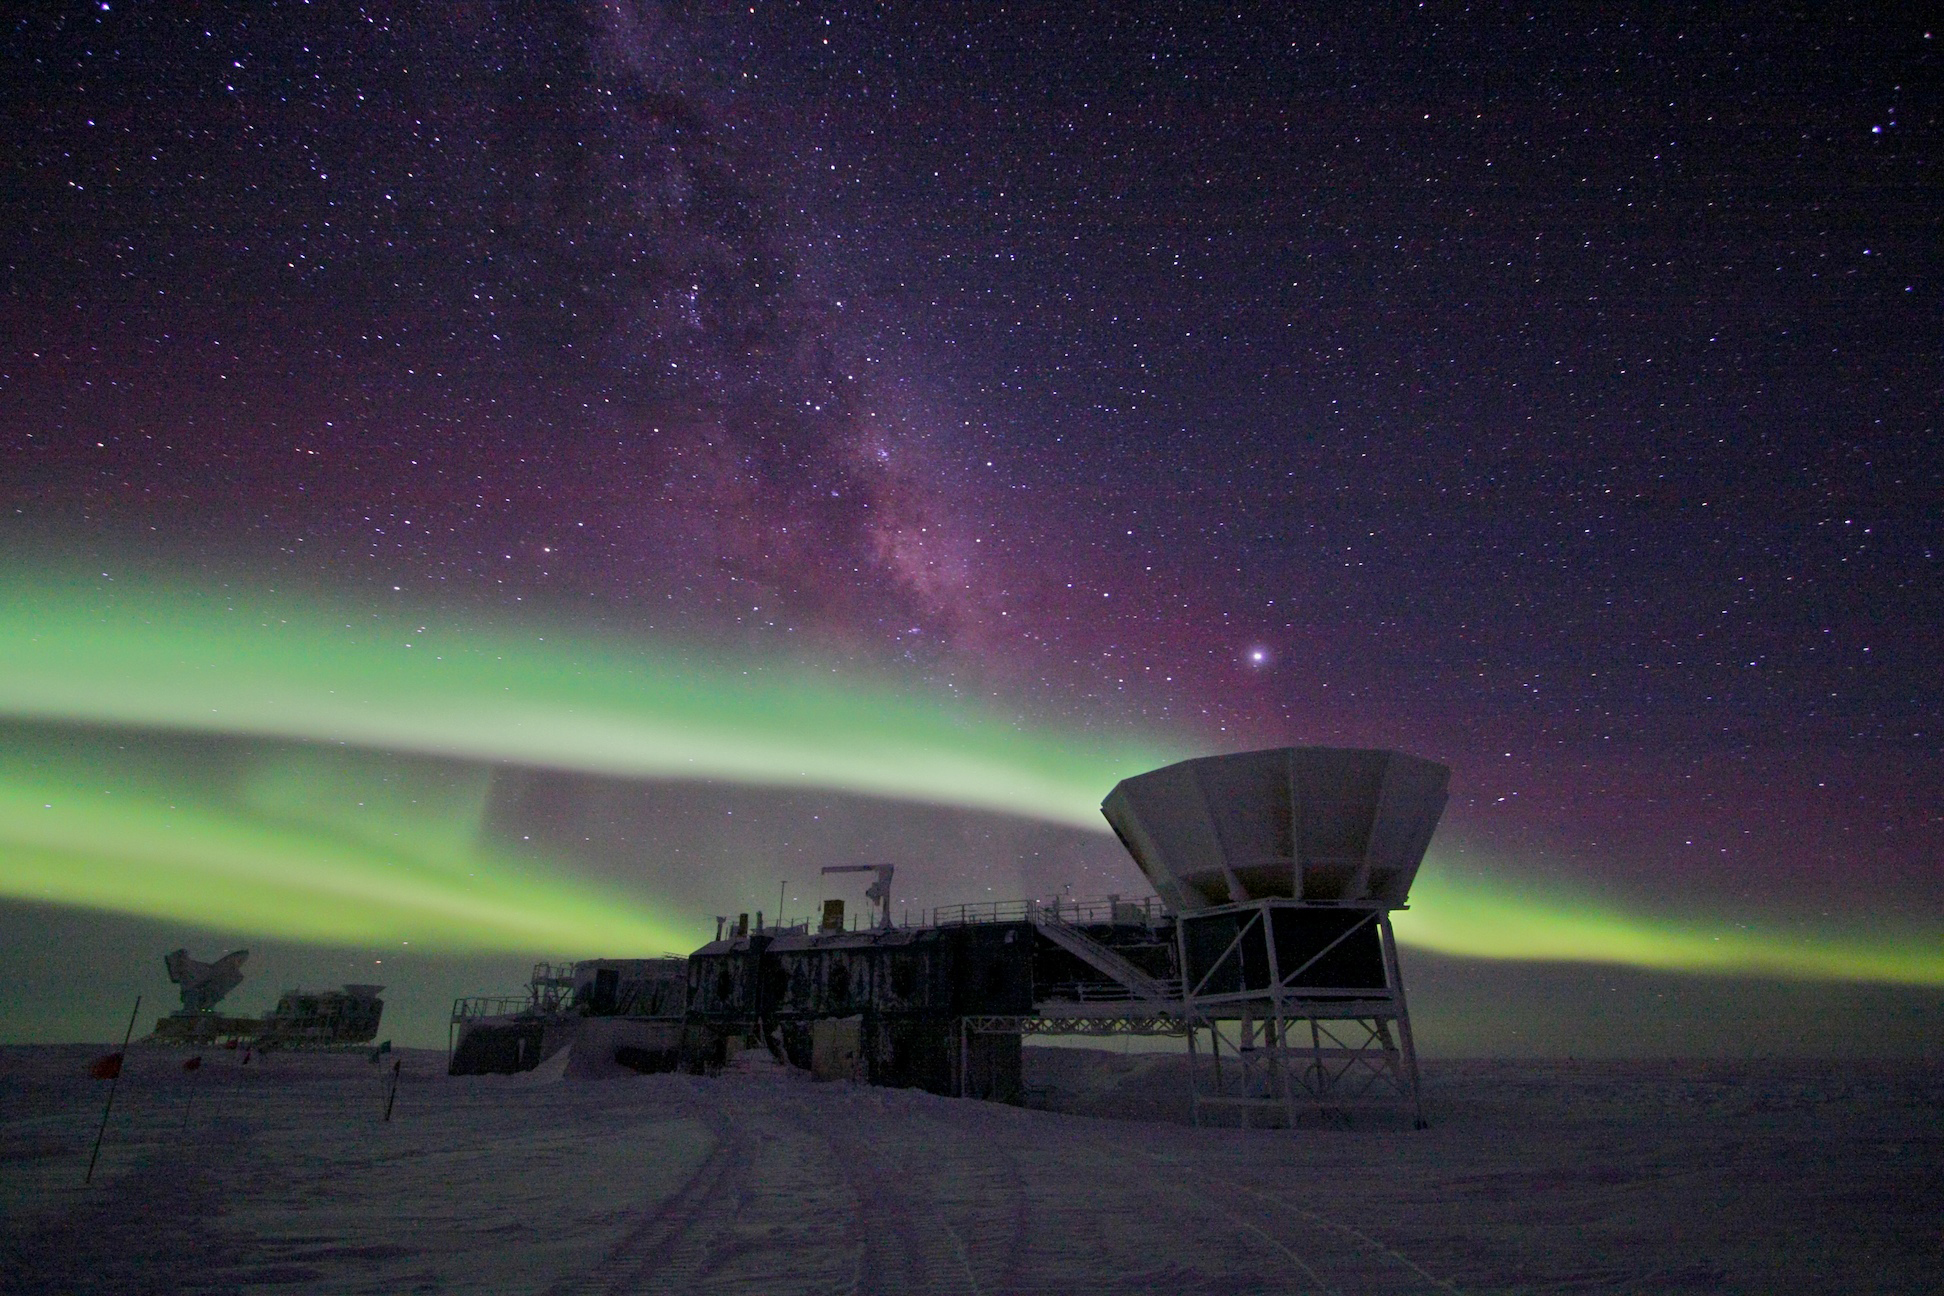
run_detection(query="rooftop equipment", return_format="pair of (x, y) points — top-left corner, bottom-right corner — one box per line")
(151, 950), (387, 1049)
(258, 984), (386, 1048)
(151, 948), (261, 1045)
(1102, 746), (1449, 1128)
(819, 863), (895, 929)
(163, 948), (249, 1014)
(448, 958), (687, 1075)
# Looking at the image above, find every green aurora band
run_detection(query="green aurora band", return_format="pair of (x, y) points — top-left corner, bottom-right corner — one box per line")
(0, 574), (1937, 986)
(0, 738), (690, 954)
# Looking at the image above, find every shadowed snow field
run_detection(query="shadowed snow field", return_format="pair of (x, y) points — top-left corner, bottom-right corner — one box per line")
(2, 1046), (1939, 1294)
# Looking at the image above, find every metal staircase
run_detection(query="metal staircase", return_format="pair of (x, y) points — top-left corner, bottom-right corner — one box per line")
(1031, 914), (1176, 1004)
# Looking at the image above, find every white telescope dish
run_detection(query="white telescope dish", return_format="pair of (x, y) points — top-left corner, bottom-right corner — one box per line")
(1101, 746), (1449, 912)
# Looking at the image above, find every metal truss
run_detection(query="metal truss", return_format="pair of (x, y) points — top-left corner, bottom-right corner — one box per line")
(1186, 1008), (1423, 1128)
(961, 1013), (1193, 1039)
(1180, 907), (1427, 1129)
(948, 904), (1428, 1131)
(954, 1009), (1194, 1098)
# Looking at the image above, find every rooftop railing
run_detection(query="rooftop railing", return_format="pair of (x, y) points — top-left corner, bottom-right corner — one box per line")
(450, 995), (527, 1023)
(926, 894), (1165, 929)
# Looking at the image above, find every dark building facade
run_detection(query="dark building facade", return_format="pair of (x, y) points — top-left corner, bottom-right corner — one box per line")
(682, 912), (1180, 1101)
(448, 746), (1444, 1125)
(449, 958), (686, 1076)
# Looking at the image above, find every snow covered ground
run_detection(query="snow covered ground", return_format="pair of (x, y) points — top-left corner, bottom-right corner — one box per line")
(2, 1043), (1938, 1294)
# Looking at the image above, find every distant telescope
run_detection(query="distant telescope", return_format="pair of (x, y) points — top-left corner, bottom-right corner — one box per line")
(163, 947), (249, 1014)
(153, 948), (386, 1049)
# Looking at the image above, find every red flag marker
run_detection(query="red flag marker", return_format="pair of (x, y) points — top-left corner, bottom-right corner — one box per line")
(88, 1052), (123, 1081)
(180, 1055), (204, 1131)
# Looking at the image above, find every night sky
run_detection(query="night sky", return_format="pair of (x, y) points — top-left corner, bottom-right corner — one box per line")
(2, 2), (1939, 1052)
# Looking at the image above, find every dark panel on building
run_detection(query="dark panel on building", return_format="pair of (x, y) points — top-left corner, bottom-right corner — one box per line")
(948, 924), (1036, 1016)
(1269, 908), (1387, 989)
(1181, 911), (1266, 994)
(449, 1020), (547, 1075)
(1181, 907), (1386, 994)
(872, 1015), (956, 1093)
(612, 1043), (680, 1074)
(964, 1031), (1022, 1103)
(682, 921), (1047, 1099)
(591, 967), (619, 1015)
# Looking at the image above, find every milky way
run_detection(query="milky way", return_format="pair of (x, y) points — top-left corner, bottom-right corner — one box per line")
(2, 3), (1938, 1045)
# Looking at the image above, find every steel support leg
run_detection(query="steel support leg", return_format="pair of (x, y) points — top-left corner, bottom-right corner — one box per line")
(1185, 1020), (1202, 1127)
(1380, 914), (1428, 1129)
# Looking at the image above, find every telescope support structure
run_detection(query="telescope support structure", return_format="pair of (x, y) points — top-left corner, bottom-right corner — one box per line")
(1177, 899), (1426, 1129)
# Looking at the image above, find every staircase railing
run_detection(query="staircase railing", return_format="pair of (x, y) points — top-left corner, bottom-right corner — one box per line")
(1031, 914), (1177, 1003)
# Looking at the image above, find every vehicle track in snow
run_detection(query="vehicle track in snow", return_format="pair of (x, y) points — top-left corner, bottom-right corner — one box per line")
(804, 1090), (991, 1296)
(457, 1076), (1466, 1296)
(558, 1081), (875, 1296)
(1242, 1187), (1464, 1295)
(1012, 1130), (1336, 1295)
(897, 1108), (1034, 1295)
(538, 1099), (751, 1296)
(1120, 1146), (1463, 1296)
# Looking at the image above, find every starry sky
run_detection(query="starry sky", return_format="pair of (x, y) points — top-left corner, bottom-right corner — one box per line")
(2, 2), (1938, 1053)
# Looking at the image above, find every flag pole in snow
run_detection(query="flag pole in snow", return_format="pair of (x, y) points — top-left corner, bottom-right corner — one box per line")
(85, 994), (142, 1185)
(383, 1057), (402, 1122)
(180, 1055), (204, 1132)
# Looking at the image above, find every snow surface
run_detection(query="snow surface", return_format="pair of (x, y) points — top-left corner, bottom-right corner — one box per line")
(2, 1043), (1939, 1294)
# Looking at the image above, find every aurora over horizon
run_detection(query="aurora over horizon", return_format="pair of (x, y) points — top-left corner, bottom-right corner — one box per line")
(1, 572), (1936, 994)
(2, 4), (1937, 1053)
